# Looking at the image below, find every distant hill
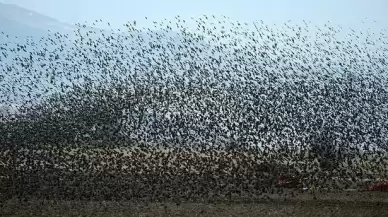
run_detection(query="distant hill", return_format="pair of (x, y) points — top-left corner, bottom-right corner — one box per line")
(0, 2), (76, 39)
(0, 3), (184, 110)
(0, 2), (180, 41)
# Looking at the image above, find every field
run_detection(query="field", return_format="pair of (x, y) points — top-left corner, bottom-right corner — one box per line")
(1, 191), (388, 217)
(1, 145), (388, 216)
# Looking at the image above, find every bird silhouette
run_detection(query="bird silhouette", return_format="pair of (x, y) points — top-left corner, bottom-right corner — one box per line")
(0, 16), (387, 205)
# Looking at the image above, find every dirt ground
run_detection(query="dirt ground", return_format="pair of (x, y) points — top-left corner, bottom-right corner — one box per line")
(1, 192), (388, 217)
(2, 145), (388, 216)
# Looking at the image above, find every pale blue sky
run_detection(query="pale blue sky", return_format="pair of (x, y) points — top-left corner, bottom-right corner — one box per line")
(1, 0), (387, 30)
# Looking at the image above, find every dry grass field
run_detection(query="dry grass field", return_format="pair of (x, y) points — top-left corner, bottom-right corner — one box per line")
(1, 192), (388, 217)
(2, 145), (388, 216)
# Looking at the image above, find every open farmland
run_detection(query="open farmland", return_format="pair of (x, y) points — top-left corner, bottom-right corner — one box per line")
(1, 146), (388, 216)
(1, 144), (387, 202)
(2, 192), (388, 217)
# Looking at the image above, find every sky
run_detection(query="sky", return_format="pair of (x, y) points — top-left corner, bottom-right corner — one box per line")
(0, 0), (387, 116)
(0, 0), (387, 31)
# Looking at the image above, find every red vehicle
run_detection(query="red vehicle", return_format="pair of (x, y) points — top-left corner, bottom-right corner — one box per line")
(367, 180), (388, 192)
(276, 174), (301, 188)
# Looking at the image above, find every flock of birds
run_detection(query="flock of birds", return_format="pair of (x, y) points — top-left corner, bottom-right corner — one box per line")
(1, 16), (388, 203)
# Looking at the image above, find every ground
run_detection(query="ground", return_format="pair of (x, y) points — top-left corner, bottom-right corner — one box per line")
(1, 191), (388, 217)
(2, 145), (388, 216)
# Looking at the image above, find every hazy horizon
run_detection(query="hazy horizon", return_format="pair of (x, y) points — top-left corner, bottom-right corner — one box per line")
(0, 0), (387, 31)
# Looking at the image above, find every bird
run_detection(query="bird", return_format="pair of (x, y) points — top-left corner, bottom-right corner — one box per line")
(0, 15), (387, 206)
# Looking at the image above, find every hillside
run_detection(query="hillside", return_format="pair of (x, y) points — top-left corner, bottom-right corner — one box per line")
(0, 2), (75, 39)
